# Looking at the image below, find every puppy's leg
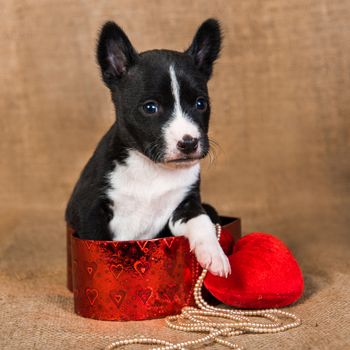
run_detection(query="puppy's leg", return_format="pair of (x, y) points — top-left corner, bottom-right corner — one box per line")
(169, 199), (231, 277)
(76, 198), (113, 241)
(202, 203), (221, 225)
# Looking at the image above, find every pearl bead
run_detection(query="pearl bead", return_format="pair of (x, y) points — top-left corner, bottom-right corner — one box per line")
(104, 224), (302, 350)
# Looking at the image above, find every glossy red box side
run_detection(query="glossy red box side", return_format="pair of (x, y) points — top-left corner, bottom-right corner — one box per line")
(66, 216), (241, 321)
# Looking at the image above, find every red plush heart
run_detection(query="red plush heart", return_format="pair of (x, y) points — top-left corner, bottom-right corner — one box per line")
(204, 232), (304, 308)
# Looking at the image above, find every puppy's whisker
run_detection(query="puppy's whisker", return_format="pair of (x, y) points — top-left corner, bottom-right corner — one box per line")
(144, 138), (163, 162)
(208, 138), (222, 161)
(208, 150), (215, 168)
(208, 138), (222, 153)
(203, 146), (217, 170)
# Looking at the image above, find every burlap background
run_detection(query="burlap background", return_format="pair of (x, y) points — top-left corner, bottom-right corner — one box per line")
(1, 0), (349, 349)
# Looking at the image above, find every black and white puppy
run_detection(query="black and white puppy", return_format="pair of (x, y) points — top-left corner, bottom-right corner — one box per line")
(66, 19), (230, 277)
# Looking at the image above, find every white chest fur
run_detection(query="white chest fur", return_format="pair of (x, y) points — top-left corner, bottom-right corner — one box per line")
(106, 151), (200, 241)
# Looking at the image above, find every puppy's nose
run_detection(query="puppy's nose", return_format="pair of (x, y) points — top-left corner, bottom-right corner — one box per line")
(176, 135), (199, 154)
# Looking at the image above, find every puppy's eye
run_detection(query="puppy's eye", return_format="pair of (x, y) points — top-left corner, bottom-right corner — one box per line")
(142, 101), (159, 115)
(195, 97), (207, 111)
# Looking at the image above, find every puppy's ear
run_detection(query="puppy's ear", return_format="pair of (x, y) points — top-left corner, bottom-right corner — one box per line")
(97, 21), (138, 86)
(185, 18), (222, 79)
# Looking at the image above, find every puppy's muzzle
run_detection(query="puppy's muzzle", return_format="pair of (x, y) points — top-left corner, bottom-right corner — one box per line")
(176, 134), (199, 155)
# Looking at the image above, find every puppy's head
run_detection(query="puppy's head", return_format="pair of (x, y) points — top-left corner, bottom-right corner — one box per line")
(97, 19), (221, 168)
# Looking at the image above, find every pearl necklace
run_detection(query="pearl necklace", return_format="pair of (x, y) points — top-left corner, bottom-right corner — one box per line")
(105, 224), (302, 350)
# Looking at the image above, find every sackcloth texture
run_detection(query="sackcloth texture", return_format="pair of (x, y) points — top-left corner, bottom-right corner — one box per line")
(0, 1), (349, 349)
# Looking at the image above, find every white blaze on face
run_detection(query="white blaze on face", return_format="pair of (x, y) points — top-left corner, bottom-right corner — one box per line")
(163, 65), (201, 160)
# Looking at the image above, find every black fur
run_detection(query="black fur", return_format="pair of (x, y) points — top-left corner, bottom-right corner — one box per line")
(97, 21), (138, 85)
(185, 19), (222, 79)
(66, 19), (222, 240)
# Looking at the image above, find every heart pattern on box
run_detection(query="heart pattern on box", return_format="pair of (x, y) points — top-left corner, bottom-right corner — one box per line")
(84, 241), (94, 251)
(85, 288), (98, 306)
(110, 289), (126, 308)
(137, 287), (153, 304)
(134, 260), (149, 276)
(164, 237), (175, 248)
(85, 261), (97, 277)
(69, 221), (213, 320)
(136, 241), (149, 253)
(110, 264), (123, 280)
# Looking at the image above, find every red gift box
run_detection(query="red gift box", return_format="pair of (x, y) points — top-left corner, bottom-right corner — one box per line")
(66, 216), (241, 321)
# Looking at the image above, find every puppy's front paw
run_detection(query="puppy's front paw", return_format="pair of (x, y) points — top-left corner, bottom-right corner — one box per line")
(194, 242), (231, 278)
